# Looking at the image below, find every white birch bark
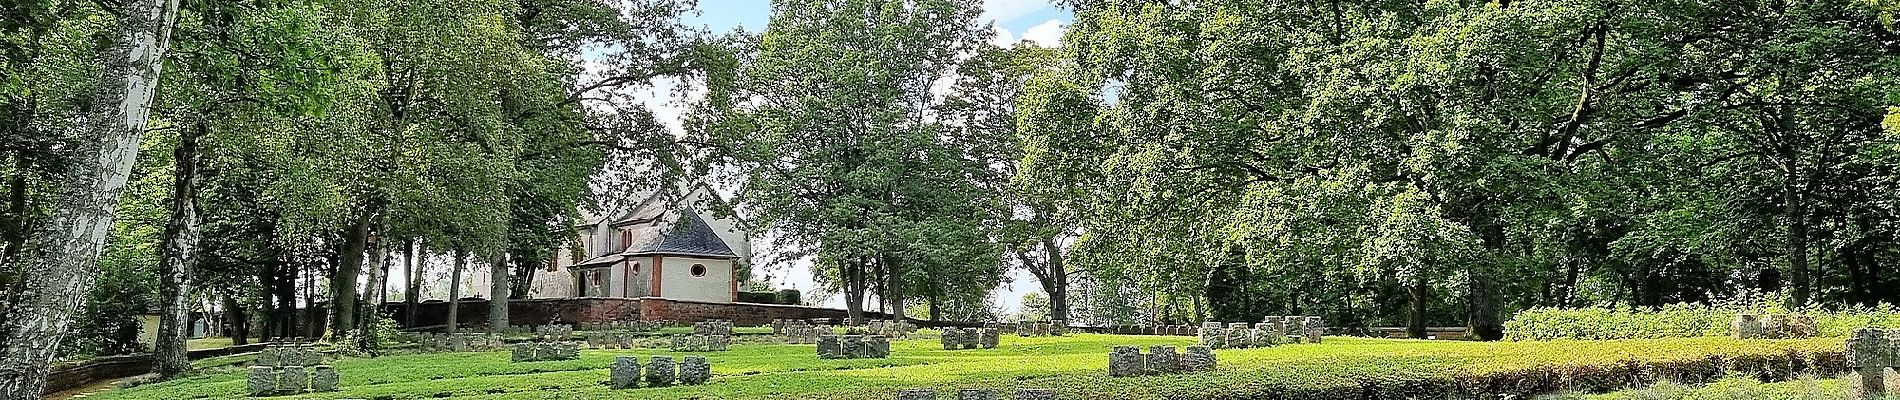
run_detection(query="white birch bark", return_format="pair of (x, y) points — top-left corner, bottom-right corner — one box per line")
(0, 0), (181, 395)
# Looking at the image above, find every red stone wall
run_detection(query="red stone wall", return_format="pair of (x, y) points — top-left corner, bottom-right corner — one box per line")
(382, 297), (888, 329)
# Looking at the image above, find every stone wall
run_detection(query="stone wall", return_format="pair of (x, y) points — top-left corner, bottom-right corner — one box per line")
(383, 297), (892, 329)
(43, 342), (273, 396)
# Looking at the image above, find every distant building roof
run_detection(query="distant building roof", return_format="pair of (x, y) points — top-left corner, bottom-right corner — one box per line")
(618, 211), (738, 259)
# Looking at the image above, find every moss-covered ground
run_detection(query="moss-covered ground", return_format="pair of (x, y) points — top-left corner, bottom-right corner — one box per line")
(89, 333), (1848, 399)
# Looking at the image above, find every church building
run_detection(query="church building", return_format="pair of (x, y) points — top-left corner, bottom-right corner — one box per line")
(530, 188), (751, 303)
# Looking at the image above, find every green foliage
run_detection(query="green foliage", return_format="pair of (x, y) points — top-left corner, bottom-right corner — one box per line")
(1504, 295), (1900, 341)
(1539, 376), (1878, 400)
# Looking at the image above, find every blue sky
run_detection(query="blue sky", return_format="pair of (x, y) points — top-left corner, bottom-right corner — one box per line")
(682, 0), (1072, 46)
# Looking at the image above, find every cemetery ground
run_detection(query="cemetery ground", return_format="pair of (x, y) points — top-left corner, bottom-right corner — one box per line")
(83, 332), (1864, 400)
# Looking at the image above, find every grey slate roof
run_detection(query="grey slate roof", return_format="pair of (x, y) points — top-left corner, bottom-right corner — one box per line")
(619, 211), (737, 259)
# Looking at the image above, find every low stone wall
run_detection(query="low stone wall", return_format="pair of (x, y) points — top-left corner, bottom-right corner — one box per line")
(43, 342), (273, 395)
(382, 297), (893, 329)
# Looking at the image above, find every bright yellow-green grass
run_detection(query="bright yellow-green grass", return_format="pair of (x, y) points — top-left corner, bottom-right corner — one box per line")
(91, 334), (1845, 400)
(1538, 375), (1898, 400)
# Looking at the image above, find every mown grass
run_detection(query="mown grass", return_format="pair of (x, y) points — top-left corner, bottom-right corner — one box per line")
(1537, 375), (1899, 400)
(91, 334), (1848, 400)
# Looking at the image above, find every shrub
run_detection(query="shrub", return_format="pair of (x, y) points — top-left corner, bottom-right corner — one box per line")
(1503, 292), (1900, 341)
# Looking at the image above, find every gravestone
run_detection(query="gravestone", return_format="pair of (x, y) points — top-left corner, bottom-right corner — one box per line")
(1016, 388), (1058, 400)
(647, 355), (676, 387)
(1226, 323), (1249, 349)
(958, 389), (997, 400)
(611, 356), (642, 389)
(680, 355), (711, 385)
(1146, 346), (1181, 374)
(818, 335), (844, 359)
(1051, 320), (1067, 336)
(1199, 322), (1225, 349)
(247, 366), (276, 397)
(1109, 346), (1145, 377)
(1184, 345), (1217, 372)
(979, 328), (999, 349)
(941, 329), (961, 350)
(1763, 314), (1790, 338)
(843, 335), (866, 358)
(1304, 316), (1325, 344)
(960, 328), (980, 349)
(1847, 328), (1899, 400)
(866, 335), (892, 358)
(897, 389), (937, 400)
(280, 365), (307, 392)
(310, 365), (338, 392)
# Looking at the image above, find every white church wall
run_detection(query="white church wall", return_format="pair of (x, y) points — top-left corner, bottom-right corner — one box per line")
(658, 256), (734, 303)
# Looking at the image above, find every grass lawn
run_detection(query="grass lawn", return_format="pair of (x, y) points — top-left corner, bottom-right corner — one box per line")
(187, 337), (239, 351)
(90, 333), (1847, 400)
(1537, 375), (1899, 400)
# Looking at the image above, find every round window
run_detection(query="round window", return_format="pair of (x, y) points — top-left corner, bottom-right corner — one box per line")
(690, 264), (707, 277)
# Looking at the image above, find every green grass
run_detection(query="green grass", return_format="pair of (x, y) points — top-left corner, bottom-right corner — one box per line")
(1537, 375), (1898, 400)
(91, 334), (1848, 400)
(187, 337), (238, 351)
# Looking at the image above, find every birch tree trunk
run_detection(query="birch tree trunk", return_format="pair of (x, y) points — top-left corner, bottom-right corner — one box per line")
(0, 0), (180, 395)
(154, 120), (204, 378)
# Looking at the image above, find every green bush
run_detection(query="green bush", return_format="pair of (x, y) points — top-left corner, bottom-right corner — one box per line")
(1504, 293), (1900, 341)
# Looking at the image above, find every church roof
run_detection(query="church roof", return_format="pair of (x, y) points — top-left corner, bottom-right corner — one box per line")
(618, 211), (738, 259)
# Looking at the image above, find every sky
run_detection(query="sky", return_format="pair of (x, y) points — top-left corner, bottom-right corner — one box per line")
(637, 0), (1075, 314)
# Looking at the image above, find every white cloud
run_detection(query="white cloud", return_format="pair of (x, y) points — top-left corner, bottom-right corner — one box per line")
(1020, 19), (1065, 47)
(982, 0), (1050, 26)
(990, 25), (1017, 47)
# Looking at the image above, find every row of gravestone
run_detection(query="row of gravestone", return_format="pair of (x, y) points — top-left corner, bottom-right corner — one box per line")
(1846, 328), (1900, 400)
(248, 343), (337, 396)
(774, 320), (827, 344)
(254, 344), (323, 367)
(416, 333), (505, 352)
(1013, 320), (1067, 337)
(1199, 316), (1324, 349)
(247, 365), (339, 396)
(584, 331), (653, 349)
(897, 388), (1058, 400)
(579, 320), (676, 332)
(1733, 314), (1819, 339)
(1108, 345), (1216, 377)
(510, 342), (582, 362)
(669, 334), (733, 352)
(609, 355), (713, 388)
(851, 320), (917, 339)
(940, 328), (999, 350)
(693, 320), (734, 336)
(818, 334), (893, 359)
(771, 318), (828, 334)
(1103, 325), (1198, 336)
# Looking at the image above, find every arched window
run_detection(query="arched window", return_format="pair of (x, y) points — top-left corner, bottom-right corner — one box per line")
(690, 264), (707, 277)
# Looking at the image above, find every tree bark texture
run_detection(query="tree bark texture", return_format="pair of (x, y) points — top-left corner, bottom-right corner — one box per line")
(154, 120), (204, 378)
(0, 0), (180, 395)
(489, 253), (509, 330)
(332, 215), (369, 337)
(447, 251), (465, 333)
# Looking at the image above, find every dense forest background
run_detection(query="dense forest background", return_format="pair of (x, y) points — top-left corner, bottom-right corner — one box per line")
(1, 0), (1899, 394)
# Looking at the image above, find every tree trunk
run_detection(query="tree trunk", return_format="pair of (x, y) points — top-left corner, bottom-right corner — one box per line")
(223, 295), (248, 346)
(489, 253), (509, 330)
(447, 251), (466, 333)
(1784, 181), (1810, 306)
(272, 261), (296, 340)
(405, 240), (419, 327)
(884, 256), (904, 321)
(844, 258), (866, 325)
(1466, 271), (1502, 341)
(332, 215), (369, 337)
(154, 120), (204, 378)
(1407, 276), (1427, 339)
(0, 0), (180, 394)
(356, 233), (387, 351)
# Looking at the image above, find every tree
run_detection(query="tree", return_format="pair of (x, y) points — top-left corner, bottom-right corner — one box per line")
(0, 0), (181, 393)
(696, 0), (992, 324)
